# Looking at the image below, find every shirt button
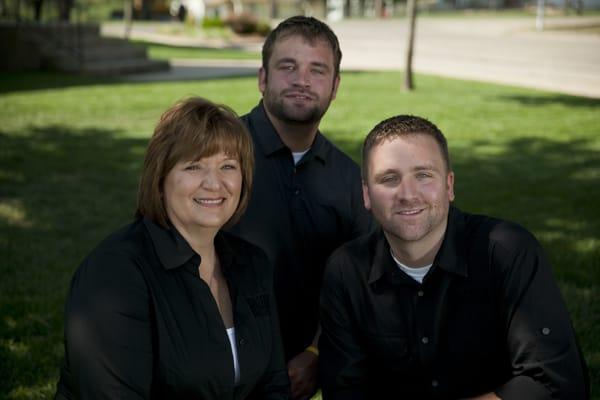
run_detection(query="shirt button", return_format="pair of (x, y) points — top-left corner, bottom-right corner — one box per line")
(421, 336), (429, 344)
(417, 290), (424, 297)
(431, 379), (439, 388)
(238, 338), (246, 346)
(294, 189), (300, 195)
(542, 327), (551, 335)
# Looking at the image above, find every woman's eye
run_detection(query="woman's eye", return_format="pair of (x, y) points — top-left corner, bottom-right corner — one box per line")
(222, 164), (237, 170)
(185, 164), (200, 171)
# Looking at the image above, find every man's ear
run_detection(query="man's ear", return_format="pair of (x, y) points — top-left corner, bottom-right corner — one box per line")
(258, 67), (267, 95)
(447, 171), (455, 202)
(362, 182), (371, 211)
(331, 74), (340, 100)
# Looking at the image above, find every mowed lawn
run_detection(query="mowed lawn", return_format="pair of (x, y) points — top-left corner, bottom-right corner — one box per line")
(0, 70), (598, 399)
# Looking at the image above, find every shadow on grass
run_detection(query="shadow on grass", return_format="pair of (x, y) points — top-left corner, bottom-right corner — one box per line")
(500, 94), (600, 108)
(0, 125), (148, 397)
(0, 71), (119, 95)
(1, 125), (598, 396)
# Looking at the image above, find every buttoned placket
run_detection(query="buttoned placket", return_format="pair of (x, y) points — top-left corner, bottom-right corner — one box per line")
(413, 269), (446, 395)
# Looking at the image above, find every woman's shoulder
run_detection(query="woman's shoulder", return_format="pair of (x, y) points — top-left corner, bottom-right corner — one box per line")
(75, 219), (150, 282)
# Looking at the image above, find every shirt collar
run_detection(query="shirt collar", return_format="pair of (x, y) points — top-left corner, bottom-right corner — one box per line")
(368, 229), (395, 285)
(367, 205), (468, 284)
(143, 217), (236, 272)
(434, 205), (468, 278)
(248, 101), (329, 164)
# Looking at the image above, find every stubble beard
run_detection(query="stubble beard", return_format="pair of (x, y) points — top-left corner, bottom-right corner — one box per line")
(263, 86), (333, 126)
(383, 204), (444, 244)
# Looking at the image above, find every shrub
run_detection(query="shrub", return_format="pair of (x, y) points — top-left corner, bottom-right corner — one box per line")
(202, 16), (225, 29)
(224, 12), (271, 36)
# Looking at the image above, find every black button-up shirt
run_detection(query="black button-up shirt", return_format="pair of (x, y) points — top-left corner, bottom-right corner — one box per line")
(55, 217), (290, 399)
(319, 206), (589, 399)
(228, 102), (373, 360)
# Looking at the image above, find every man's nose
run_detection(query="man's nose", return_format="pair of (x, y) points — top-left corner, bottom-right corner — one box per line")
(293, 66), (311, 88)
(396, 178), (418, 200)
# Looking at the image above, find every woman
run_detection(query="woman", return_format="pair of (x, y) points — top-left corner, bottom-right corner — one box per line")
(55, 97), (290, 399)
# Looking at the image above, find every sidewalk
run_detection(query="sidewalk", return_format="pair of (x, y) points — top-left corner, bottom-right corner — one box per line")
(105, 17), (600, 98)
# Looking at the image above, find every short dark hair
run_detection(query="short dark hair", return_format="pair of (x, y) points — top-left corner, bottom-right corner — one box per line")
(136, 97), (254, 229)
(362, 115), (451, 181)
(262, 16), (342, 76)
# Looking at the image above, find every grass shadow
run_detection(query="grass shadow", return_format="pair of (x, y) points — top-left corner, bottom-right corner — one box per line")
(500, 94), (600, 108)
(0, 125), (148, 397)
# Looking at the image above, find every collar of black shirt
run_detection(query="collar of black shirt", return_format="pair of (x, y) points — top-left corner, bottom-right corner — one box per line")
(367, 206), (469, 286)
(248, 101), (329, 164)
(143, 217), (236, 274)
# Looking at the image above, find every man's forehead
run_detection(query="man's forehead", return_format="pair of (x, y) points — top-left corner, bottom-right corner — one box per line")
(369, 135), (444, 165)
(272, 34), (333, 56)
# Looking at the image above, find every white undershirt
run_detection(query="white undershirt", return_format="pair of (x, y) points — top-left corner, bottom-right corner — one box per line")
(292, 149), (310, 165)
(226, 327), (241, 385)
(390, 250), (432, 284)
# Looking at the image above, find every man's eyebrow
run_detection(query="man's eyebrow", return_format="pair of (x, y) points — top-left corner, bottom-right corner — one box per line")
(275, 57), (297, 65)
(412, 164), (441, 172)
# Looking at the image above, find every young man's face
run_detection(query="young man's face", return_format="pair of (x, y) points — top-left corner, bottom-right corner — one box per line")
(363, 135), (455, 247)
(259, 34), (340, 126)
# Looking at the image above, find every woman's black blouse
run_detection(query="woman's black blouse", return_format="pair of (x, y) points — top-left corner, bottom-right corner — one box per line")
(55, 217), (290, 399)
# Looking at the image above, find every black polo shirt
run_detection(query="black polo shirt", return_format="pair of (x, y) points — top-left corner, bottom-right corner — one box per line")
(319, 206), (589, 399)
(55, 217), (290, 399)
(228, 102), (373, 360)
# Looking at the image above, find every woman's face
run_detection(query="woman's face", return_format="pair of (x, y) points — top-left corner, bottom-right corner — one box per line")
(163, 152), (242, 235)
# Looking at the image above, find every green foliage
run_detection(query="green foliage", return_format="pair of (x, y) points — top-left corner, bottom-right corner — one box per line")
(0, 70), (598, 399)
(202, 17), (226, 29)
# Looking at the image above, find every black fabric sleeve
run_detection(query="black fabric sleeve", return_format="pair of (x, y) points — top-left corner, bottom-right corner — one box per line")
(492, 225), (589, 399)
(319, 252), (369, 400)
(63, 249), (153, 399)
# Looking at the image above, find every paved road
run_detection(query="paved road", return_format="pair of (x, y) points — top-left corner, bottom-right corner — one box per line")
(331, 17), (600, 98)
(108, 16), (600, 98)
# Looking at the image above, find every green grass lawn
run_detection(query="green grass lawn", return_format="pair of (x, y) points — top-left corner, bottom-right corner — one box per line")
(133, 40), (261, 60)
(0, 70), (598, 399)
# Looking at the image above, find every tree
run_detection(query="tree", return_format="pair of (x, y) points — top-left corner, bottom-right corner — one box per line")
(404, 0), (417, 90)
(124, 0), (133, 39)
(33, 0), (43, 21)
(57, 0), (74, 21)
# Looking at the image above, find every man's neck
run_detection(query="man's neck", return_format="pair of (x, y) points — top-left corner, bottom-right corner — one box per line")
(264, 106), (319, 152)
(385, 223), (447, 268)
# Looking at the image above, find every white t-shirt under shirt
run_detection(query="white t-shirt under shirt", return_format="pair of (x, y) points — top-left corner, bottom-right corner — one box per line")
(292, 149), (310, 165)
(390, 250), (432, 284)
(226, 327), (241, 385)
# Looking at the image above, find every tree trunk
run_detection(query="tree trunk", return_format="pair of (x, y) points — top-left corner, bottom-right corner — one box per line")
(404, 0), (417, 91)
(124, 0), (133, 39)
(374, 0), (383, 17)
(33, 0), (43, 21)
(270, 0), (278, 18)
(58, 0), (74, 21)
